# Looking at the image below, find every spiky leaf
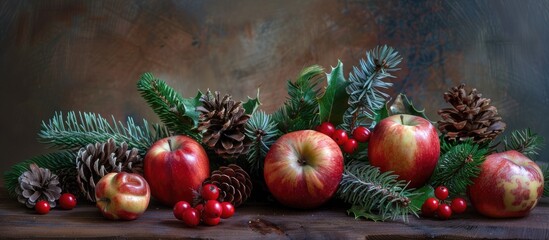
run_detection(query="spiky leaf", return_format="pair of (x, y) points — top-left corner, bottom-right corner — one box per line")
(389, 94), (430, 121)
(318, 60), (349, 125)
(243, 90), (261, 115)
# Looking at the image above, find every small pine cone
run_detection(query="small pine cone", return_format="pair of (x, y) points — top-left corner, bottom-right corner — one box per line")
(76, 138), (143, 202)
(204, 164), (253, 207)
(437, 84), (506, 143)
(197, 91), (252, 159)
(15, 164), (62, 208)
(56, 167), (83, 198)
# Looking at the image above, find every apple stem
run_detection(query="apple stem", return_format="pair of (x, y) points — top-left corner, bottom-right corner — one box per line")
(400, 115), (404, 125)
(167, 138), (173, 151)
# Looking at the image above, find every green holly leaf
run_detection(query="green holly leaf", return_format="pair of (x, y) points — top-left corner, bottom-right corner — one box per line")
(347, 205), (388, 222)
(318, 60), (349, 125)
(243, 89), (261, 115)
(389, 93), (430, 121)
(177, 91), (202, 128)
(409, 185), (435, 211)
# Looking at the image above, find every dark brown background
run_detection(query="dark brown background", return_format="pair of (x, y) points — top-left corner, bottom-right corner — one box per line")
(1, 0), (548, 187)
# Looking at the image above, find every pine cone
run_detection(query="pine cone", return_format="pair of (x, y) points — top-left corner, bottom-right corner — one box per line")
(76, 138), (143, 202)
(204, 164), (253, 207)
(56, 167), (83, 198)
(15, 164), (62, 208)
(437, 84), (506, 143)
(197, 91), (252, 159)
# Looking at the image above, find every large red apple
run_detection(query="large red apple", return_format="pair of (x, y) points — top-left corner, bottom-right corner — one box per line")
(264, 130), (343, 209)
(368, 114), (440, 188)
(95, 172), (150, 220)
(468, 150), (544, 218)
(144, 135), (210, 206)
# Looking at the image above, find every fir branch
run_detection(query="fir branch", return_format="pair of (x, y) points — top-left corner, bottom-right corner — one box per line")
(244, 111), (280, 176)
(38, 111), (170, 156)
(429, 141), (488, 195)
(137, 72), (201, 139)
(337, 161), (417, 222)
(542, 165), (549, 197)
(273, 65), (323, 133)
(342, 45), (402, 131)
(502, 129), (544, 159)
(4, 150), (77, 198)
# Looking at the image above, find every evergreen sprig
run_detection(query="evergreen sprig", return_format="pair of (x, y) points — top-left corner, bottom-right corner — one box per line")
(342, 45), (402, 131)
(38, 111), (169, 156)
(137, 72), (202, 139)
(429, 140), (488, 195)
(502, 128), (544, 159)
(337, 161), (417, 222)
(273, 65), (323, 133)
(4, 150), (77, 198)
(244, 111), (280, 176)
(542, 165), (549, 197)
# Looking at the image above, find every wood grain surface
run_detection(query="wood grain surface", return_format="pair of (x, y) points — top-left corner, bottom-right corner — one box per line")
(0, 188), (548, 239)
(2, 1), (549, 186)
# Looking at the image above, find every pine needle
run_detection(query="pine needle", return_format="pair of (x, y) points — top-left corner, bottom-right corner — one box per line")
(38, 111), (170, 155)
(272, 65), (323, 133)
(4, 150), (77, 198)
(244, 111), (280, 176)
(502, 128), (544, 159)
(429, 141), (488, 195)
(137, 72), (201, 139)
(342, 45), (402, 131)
(337, 161), (417, 222)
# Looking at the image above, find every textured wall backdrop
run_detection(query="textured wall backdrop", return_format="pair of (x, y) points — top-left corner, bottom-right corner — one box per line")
(1, 0), (549, 186)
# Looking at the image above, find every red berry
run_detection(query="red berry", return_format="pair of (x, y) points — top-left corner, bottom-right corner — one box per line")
(204, 200), (222, 218)
(342, 138), (358, 154)
(332, 129), (348, 145)
(182, 208), (201, 227)
(195, 203), (204, 213)
(203, 216), (221, 226)
(352, 126), (371, 143)
(201, 184), (220, 201)
(58, 193), (77, 210)
(35, 200), (50, 215)
(437, 203), (452, 220)
(173, 201), (192, 220)
(435, 186), (449, 200)
(421, 197), (439, 216)
(450, 197), (467, 214)
(316, 122), (336, 136)
(220, 202), (235, 219)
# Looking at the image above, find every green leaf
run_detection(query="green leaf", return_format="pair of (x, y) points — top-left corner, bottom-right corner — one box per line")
(318, 60), (349, 125)
(389, 93), (430, 121)
(243, 89), (261, 115)
(409, 185), (435, 210)
(347, 205), (388, 222)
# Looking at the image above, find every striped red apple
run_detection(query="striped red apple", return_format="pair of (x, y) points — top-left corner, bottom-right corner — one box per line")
(368, 114), (440, 188)
(264, 130), (344, 209)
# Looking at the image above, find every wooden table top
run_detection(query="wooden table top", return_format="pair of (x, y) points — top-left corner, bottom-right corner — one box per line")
(1, 188), (548, 239)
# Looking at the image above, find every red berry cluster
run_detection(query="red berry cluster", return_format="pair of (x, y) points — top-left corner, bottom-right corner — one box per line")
(421, 186), (467, 220)
(34, 193), (78, 215)
(315, 122), (371, 154)
(173, 184), (235, 227)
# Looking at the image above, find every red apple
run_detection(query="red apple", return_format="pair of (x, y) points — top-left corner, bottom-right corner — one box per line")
(144, 136), (210, 206)
(95, 172), (150, 220)
(264, 130), (344, 209)
(468, 150), (544, 218)
(368, 114), (440, 188)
